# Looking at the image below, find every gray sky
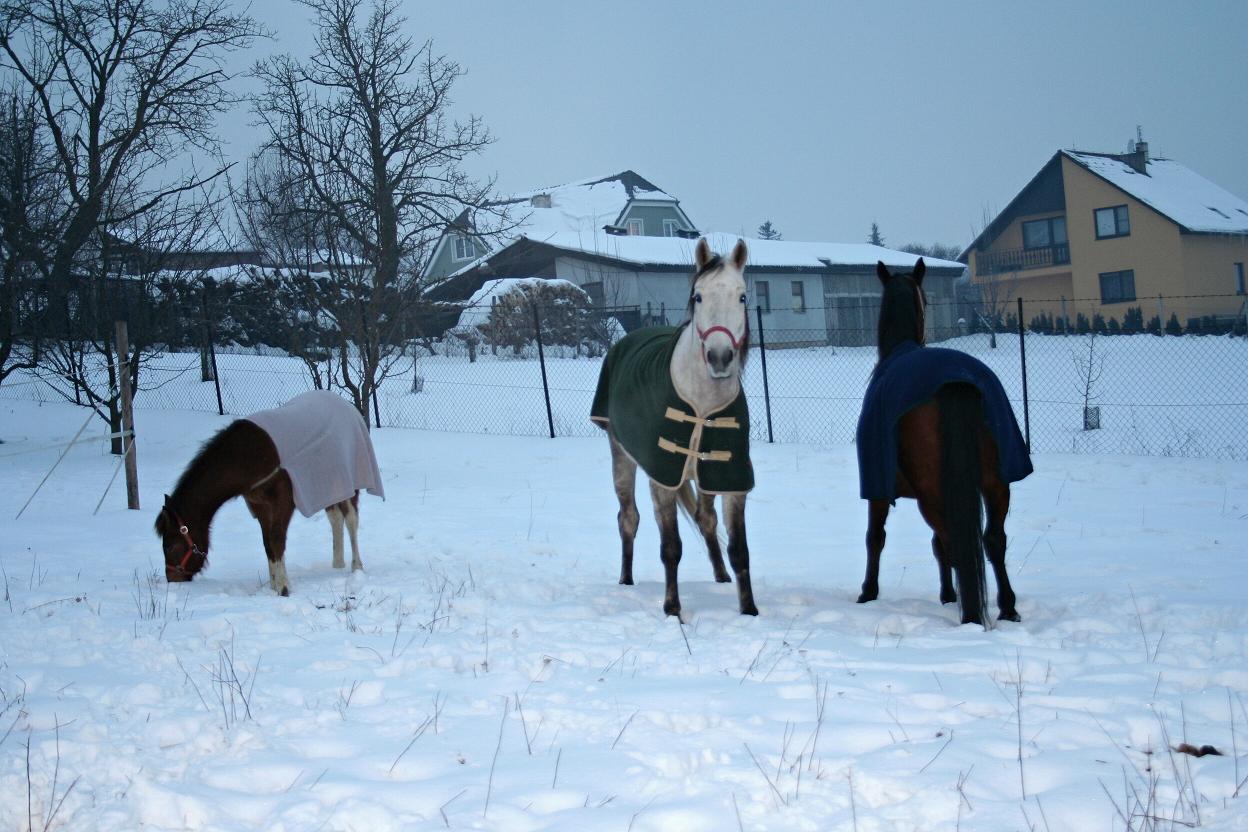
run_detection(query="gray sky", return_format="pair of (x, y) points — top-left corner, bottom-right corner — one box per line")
(236, 0), (1248, 251)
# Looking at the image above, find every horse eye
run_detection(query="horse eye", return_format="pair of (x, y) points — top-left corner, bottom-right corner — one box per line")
(739, 294), (747, 304)
(693, 293), (702, 304)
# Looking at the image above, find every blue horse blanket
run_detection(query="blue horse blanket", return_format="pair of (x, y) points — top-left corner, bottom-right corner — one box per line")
(856, 341), (1032, 502)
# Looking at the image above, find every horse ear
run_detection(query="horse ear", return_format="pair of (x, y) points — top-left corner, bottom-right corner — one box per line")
(876, 261), (891, 285)
(731, 238), (748, 270)
(694, 237), (712, 271)
(913, 258), (926, 285)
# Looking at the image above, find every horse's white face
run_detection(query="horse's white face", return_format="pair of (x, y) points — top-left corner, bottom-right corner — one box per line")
(690, 238), (749, 379)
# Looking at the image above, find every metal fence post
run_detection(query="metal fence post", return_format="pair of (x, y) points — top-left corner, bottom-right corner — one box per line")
(1017, 296), (1031, 452)
(203, 278), (224, 416)
(532, 301), (555, 439)
(756, 305), (774, 444)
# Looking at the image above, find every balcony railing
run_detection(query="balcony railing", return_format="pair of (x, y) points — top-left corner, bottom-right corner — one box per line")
(975, 243), (1070, 276)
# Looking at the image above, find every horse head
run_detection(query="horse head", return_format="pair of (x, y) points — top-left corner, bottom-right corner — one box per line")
(155, 495), (209, 582)
(689, 237), (750, 379)
(875, 258), (927, 361)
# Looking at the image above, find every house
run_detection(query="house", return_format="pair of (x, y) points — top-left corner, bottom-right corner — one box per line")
(961, 141), (1248, 328)
(425, 231), (964, 347)
(420, 170), (699, 285)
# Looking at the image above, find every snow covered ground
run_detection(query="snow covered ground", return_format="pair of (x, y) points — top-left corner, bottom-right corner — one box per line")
(1, 397), (1246, 831)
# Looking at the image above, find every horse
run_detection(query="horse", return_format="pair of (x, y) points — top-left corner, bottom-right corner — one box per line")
(155, 390), (385, 595)
(591, 237), (757, 617)
(854, 259), (1033, 627)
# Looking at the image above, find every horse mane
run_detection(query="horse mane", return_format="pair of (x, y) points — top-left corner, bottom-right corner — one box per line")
(878, 275), (925, 362)
(169, 420), (252, 505)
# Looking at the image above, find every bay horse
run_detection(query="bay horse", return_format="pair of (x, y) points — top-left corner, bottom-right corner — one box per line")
(591, 237), (757, 616)
(155, 390), (384, 595)
(855, 260), (1032, 626)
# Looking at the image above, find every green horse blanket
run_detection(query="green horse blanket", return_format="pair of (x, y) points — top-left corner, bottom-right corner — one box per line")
(591, 326), (754, 494)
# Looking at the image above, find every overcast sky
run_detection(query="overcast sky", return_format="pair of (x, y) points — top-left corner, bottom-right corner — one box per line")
(234, 0), (1248, 251)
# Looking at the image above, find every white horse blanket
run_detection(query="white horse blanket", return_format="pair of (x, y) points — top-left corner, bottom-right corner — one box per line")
(245, 390), (385, 517)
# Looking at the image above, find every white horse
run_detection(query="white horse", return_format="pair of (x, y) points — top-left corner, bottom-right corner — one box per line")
(591, 238), (757, 616)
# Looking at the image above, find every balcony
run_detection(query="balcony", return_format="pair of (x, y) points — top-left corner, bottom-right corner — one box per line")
(975, 244), (1069, 276)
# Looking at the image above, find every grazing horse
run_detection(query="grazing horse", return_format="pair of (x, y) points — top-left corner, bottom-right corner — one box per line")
(591, 237), (757, 617)
(155, 390), (384, 595)
(855, 259), (1033, 626)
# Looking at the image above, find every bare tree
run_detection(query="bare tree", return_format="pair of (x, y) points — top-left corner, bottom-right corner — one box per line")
(251, 0), (497, 423)
(0, 83), (57, 387)
(0, 0), (264, 289)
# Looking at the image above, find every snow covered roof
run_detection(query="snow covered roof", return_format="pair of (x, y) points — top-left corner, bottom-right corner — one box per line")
(1064, 151), (1248, 234)
(495, 231), (964, 272)
(476, 170), (681, 241)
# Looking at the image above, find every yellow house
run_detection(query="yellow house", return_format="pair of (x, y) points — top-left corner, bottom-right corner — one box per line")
(962, 143), (1248, 328)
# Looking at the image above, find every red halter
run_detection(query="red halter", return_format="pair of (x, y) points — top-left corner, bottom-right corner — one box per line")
(165, 507), (206, 573)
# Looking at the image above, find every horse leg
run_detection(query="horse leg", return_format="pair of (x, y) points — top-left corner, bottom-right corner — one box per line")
(610, 434), (640, 585)
(930, 534), (957, 605)
(694, 488), (730, 583)
(723, 493), (758, 615)
(327, 503), (346, 569)
(858, 499), (890, 603)
(982, 476), (1019, 622)
(246, 488), (295, 596)
(345, 494), (363, 572)
(650, 480), (683, 616)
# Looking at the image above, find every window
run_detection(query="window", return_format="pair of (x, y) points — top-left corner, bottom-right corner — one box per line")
(1094, 205), (1130, 239)
(453, 235), (476, 260)
(626, 219), (644, 236)
(662, 219), (679, 237)
(790, 280), (806, 313)
(755, 280), (770, 312)
(1099, 269), (1136, 303)
(1022, 216), (1067, 249)
(1236, 262), (1245, 295)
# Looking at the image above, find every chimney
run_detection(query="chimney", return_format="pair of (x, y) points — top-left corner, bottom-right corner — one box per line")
(1122, 129), (1148, 174)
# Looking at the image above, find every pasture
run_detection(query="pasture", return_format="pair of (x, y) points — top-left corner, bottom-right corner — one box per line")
(1, 396), (1246, 830)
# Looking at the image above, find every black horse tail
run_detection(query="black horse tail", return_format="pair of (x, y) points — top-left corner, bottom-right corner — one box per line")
(938, 383), (990, 627)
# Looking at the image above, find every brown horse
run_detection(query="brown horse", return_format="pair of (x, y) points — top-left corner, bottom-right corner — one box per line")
(855, 260), (1032, 626)
(156, 391), (382, 595)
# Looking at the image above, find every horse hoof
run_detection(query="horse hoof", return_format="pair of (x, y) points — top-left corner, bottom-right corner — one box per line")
(998, 610), (1022, 623)
(663, 602), (681, 617)
(940, 592), (957, 605)
(715, 573), (732, 584)
(280, 586), (290, 597)
(856, 592), (876, 604)
(740, 603), (759, 616)
(619, 577), (634, 586)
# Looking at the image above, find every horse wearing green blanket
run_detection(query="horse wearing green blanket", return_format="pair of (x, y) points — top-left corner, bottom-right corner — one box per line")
(591, 238), (757, 617)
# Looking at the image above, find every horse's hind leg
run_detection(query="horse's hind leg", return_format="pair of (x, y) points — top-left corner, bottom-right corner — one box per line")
(650, 480), (683, 616)
(930, 535), (957, 605)
(693, 488), (730, 583)
(610, 434), (640, 585)
(327, 503), (346, 569)
(982, 476), (1019, 622)
(345, 494), (363, 572)
(723, 493), (758, 615)
(858, 499), (890, 603)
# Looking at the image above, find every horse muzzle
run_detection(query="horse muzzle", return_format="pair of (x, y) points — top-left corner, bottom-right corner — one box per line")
(705, 345), (736, 377)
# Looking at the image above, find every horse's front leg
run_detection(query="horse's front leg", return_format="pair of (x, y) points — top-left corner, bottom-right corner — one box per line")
(649, 480), (682, 616)
(610, 434), (640, 585)
(858, 499), (890, 603)
(249, 493), (295, 597)
(723, 493), (758, 615)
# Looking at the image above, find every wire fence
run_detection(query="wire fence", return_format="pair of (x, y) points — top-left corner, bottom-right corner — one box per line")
(3, 289), (1246, 460)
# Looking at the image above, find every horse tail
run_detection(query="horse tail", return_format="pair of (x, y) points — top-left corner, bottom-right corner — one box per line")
(675, 480), (697, 525)
(938, 383), (990, 627)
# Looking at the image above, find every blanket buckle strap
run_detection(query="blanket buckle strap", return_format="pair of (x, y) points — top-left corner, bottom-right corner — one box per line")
(658, 436), (732, 463)
(663, 407), (740, 430)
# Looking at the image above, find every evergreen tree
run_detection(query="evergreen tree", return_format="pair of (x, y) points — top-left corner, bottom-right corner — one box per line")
(757, 220), (782, 240)
(1122, 306), (1144, 333)
(1075, 313), (1090, 334)
(867, 222), (885, 246)
(1164, 312), (1183, 335)
(1146, 314), (1162, 336)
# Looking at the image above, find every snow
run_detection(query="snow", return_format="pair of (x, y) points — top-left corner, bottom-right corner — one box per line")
(2, 388), (1247, 830)
(471, 231), (964, 274)
(1065, 151), (1248, 234)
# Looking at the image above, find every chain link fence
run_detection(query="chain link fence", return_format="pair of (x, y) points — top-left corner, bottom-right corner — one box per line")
(3, 284), (1246, 460)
